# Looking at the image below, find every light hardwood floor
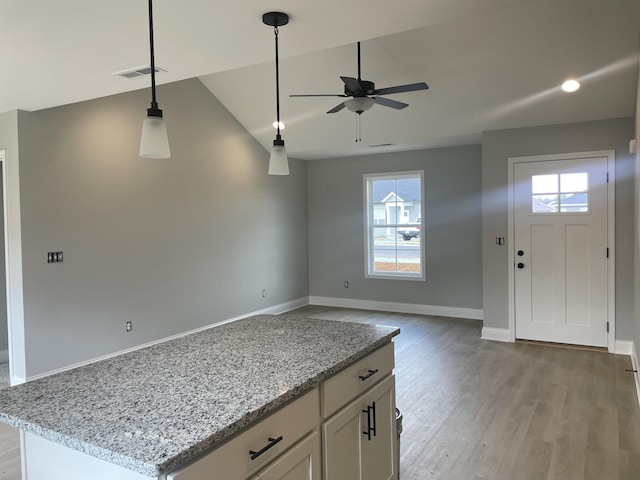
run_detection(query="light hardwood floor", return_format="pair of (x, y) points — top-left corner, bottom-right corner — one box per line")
(0, 422), (19, 480)
(0, 307), (638, 479)
(288, 306), (640, 480)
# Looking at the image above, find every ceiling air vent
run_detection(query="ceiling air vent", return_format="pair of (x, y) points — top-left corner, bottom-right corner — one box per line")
(112, 65), (167, 79)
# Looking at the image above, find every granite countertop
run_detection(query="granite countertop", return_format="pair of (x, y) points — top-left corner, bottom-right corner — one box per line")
(0, 314), (399, 477)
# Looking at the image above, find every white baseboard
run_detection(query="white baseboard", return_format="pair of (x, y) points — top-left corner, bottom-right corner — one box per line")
(26, 297), (310, 382)
(0, 349), (8, 363)
(308, 296), (483, 321)
(614, 340), (634, 355)
(481, 327), (512, 343)
(631, 342), (640, 409)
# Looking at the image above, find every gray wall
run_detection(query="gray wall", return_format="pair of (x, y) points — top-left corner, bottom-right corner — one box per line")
(482, 117), (636, 340)
(16, 79), (308, 377)
(307, 145), (483, 309)
(0, 111), (18, 355)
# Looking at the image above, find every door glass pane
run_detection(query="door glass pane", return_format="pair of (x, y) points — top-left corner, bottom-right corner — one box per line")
(560, 193), (589, 212)
(532, 194), (558, 213)
(532, 174), (558, 194)
(560, 172), (588, 193)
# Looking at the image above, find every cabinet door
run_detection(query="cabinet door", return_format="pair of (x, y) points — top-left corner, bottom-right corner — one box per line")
(361, 375), (397, 480)
(252, 432), (321, 480)
(322, 375), (397, 480)
(322, 397), (363, 479)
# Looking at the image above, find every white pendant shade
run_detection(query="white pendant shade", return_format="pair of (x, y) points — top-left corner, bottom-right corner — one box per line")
(140, 116), (171, 159)
(268, 143), (289, 175)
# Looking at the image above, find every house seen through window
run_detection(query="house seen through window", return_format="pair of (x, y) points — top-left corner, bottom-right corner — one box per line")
(364, 171), (425, 280)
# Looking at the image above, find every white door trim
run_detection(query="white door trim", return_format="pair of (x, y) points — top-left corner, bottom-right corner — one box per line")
(507, 150), (616, 352)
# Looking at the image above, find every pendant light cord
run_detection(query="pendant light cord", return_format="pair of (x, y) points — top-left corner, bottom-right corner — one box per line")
(148, 0), (158, 109)
(274, 25), (282, 140)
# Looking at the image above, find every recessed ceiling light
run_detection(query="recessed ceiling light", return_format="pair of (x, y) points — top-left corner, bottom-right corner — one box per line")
(272, 121), (285, 130)
(561, 79), (581, 93)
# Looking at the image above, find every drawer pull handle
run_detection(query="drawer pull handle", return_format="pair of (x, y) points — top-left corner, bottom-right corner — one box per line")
(249, 436), (283, 461)
(359, 369), (379, 381)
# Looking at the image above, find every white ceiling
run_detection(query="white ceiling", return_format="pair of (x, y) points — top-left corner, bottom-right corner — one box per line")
(1, 0), (639, 160)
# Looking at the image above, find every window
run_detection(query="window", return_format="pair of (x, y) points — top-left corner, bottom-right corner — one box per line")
(364, 171), (425, 280)
(531, 172), (589, 213)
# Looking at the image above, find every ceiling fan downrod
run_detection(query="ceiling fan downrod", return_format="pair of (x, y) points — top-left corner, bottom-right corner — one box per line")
(357, 42), (362, 82)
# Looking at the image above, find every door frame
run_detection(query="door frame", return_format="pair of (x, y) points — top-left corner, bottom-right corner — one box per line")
(507, 150), (616, 352)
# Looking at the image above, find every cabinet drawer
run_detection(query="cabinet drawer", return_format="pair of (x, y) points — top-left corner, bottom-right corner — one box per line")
(250, 431), (321, 480)
(322, 342), (394, 418)
(168, 388), (320, 480)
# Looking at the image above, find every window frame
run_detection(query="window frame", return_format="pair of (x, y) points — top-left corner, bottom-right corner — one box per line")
(363, 170), (426, 281)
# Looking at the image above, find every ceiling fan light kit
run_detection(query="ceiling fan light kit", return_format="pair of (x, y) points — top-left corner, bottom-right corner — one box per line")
(139, 0), (171, 159)
(345, 97), (374, 114)
(263, 11), (290, 176)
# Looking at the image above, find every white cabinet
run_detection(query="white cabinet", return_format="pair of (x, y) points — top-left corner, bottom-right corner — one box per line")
(322, 343), (394, 418)
(322, 375), (397, 480)
(251, 432), (321, 480)
(168, 389), (319, 480)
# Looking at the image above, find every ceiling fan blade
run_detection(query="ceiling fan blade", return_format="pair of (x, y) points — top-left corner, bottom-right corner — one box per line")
(372, 96), (409, 110)
(327, 102), (346, 114)
(340, 76), (362, 93)
(372, 82), (429, 95)
(290, 94), (349, 97)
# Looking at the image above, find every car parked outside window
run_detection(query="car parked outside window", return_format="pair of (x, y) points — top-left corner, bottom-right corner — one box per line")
(397, 217), (421, 241)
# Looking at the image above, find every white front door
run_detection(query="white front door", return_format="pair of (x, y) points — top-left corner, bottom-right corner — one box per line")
(513, 155), (609, 347)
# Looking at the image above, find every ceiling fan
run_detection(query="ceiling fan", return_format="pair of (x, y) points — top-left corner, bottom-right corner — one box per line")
(290, 41), (429, 115)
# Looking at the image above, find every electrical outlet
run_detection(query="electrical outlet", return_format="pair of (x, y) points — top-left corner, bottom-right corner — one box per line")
(262, 290), (267, 298)
(344, 281), (349, 288)
(125, 321), (132, 332)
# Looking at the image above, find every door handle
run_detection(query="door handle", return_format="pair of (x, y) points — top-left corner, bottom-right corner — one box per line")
(517, 262), (525, 269)
(371, 401), (377, 438)
(362, 401), (377, 441)
(362, 405), (372, 441)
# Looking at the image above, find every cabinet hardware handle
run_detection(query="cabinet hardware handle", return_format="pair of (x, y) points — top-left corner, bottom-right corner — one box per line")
(362, 406), (372, 441)
(249, 436), (283, 460)
(371, 401), (377, 438)
(359, 369), (379, 381)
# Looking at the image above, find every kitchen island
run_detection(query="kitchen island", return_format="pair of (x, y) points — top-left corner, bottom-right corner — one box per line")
(0, 314), (400, 479)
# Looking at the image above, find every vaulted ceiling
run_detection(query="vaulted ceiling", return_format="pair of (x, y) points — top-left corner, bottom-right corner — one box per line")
(1, 0), (639, 160)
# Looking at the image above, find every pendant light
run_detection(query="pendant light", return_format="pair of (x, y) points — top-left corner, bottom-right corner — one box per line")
(263, 12), (289, 175)
(139, 0), (170, 159)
